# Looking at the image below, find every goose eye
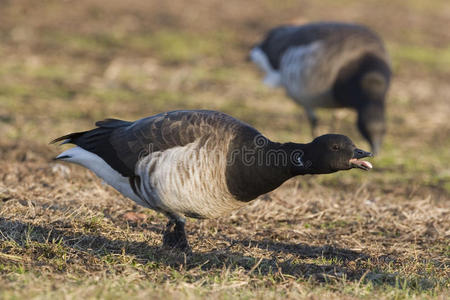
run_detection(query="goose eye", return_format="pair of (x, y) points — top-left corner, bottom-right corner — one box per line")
(331, 144), (340, 151)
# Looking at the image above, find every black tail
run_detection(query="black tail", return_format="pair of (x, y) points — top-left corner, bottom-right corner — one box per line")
(50, 118), (135, 175)
(50, 118), (132, 145)
(50, 131), (89, 145)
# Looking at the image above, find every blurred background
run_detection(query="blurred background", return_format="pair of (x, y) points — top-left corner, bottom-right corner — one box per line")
(0, 0), (448, 195)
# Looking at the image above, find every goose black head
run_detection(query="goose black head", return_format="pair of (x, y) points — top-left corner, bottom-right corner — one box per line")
(302, 134), (373, 174)
(357, 67), (390, 155)
(357, 102), (386, 156)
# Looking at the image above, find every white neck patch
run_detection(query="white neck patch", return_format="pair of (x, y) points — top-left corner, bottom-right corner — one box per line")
(297, 156), (304, 167)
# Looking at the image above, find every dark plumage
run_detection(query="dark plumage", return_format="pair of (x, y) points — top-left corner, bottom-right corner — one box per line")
(52, 110), (373, 250)
(250, 22), (391, 154)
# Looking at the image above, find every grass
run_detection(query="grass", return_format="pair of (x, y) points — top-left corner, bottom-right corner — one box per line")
(389, 44), (450, 73)
(0, 0), (449, 299)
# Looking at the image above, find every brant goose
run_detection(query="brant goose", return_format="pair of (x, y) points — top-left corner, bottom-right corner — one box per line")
(250, 22), (391, 154)
(52, 110), (372, 250)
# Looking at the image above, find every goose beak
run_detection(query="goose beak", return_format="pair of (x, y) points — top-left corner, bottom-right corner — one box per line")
(350, 148), (373, 170)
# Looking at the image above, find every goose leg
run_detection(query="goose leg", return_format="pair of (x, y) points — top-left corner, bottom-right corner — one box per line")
(162, 215), (190, 250)
(305, 108), (318, 137)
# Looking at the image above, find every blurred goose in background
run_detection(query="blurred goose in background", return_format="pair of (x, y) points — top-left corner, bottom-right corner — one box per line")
(250, 22), (391, 154)
(52, 110), (373, 250)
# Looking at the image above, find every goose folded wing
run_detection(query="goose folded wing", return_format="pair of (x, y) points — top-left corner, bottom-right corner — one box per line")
(52, 111), (208, 177)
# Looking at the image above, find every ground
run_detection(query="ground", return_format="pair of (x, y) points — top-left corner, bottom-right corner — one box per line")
(0, 0), (449, 299)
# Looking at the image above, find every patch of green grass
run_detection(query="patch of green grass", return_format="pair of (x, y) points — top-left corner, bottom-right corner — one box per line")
(40, 31), (122, 56)
(389, 44), (450, 73)
(320, 220), (350, 230)
(129, 30), (233, 64)
(0, 84), (34, 99)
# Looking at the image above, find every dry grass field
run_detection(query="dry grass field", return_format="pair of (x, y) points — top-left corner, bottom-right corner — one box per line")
(0, 0), (449, 299)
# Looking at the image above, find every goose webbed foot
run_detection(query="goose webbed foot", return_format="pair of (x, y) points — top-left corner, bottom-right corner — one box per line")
(162, 218), (190, 251)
